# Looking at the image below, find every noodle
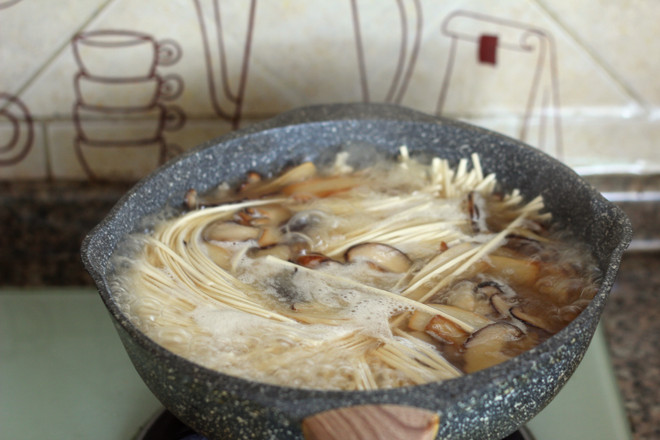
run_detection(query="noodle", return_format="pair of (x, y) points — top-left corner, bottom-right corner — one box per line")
(111, 147), (600, 390)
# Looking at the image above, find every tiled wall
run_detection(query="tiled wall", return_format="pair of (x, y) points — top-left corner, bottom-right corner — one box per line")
(1, 0), (658, 182)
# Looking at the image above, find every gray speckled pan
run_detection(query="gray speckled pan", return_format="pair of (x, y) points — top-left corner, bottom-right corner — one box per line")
(81, 103), (632, 440)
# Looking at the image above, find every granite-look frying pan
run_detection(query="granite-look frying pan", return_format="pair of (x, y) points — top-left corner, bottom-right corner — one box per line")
(81, 103), (632, 440)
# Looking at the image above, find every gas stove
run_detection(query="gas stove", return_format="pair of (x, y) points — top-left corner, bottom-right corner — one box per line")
(135, 409), (535, 439)
(0, 289), (631, 439)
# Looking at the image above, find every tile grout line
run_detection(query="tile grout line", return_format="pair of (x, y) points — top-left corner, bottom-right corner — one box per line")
(531, 0), (649, 115)
(40, 120), (54, 181)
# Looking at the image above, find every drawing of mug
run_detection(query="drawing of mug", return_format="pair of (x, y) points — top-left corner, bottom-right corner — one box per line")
(74, 72), (184, 109)
(72, 30), (182, 80)
(73, 103), (186, 145)
(74, 136), (173, 181)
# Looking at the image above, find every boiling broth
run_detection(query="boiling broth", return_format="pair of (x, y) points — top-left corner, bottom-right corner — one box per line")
(111, 148), (599, 390)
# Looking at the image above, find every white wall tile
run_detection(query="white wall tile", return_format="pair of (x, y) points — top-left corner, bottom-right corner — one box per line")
(561, 117), (660, 174)
(0, 0), (109, 94)
(538, 0), (660, 109)
(1, 0), (659, 180)
(47, 121), (85, 180)
(47, 120), (170, 181)
(0, 118), (47, 179)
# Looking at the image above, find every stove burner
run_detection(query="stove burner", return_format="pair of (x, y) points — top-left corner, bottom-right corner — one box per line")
(506, 426), (535, 440)
(136, 410), (205, 440)
(136, 409), (535, 440)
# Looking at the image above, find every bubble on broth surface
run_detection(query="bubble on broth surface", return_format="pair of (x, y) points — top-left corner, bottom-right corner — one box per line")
(110, 148), (600, 390)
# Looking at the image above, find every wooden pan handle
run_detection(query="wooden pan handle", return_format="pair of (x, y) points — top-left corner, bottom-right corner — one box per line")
(301, 404), (440, 440)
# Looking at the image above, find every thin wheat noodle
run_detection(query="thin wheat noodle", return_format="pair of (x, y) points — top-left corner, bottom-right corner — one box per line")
(111, 148), (597, 390)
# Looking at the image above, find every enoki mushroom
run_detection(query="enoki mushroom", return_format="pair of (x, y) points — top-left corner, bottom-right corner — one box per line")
(112, 147), (599, 390)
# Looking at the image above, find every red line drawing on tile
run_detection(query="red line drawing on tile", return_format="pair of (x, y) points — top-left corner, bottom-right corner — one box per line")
(73, 72), (184, 111)
(193, 0), (257, 129)
(350, 0), (369, 102)
(437, 10), (563, 158)
(351, 0), (422, 104)
(390, 0), (422, 104)
(0, 93), (34, 167)
(72, 30), (182, 81)
(72, 103), (185, 146)
(194, 0), (421, 127)
(73, 137), (172, 182)
(71, 29), (185, 181)
(0, 0), (34, 168)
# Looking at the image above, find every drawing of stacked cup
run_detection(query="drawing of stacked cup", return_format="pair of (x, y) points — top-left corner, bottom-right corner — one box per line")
(72, 29), (185, 181)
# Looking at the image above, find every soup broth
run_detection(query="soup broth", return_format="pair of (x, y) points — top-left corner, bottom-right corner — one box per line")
(111, 147), (600, 390)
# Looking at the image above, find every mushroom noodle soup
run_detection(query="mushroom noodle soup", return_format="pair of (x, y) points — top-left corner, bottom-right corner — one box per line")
(111, 147), (600, 390)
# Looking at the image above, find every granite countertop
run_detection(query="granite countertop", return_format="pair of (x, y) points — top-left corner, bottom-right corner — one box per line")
(602, 252), (660, 440)
(1, 177), (658, 439)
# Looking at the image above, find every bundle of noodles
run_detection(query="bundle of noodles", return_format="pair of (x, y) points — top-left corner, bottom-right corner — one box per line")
(112, 147), (599, 390)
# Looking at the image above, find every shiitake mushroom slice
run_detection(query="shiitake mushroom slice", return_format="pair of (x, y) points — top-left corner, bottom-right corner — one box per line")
(239, 162), (318, 198)
(408, 304), (492, 335)
(281, 175), (363, 199)
(466, 191), (489, 233)
(183, 188), (233, 209)
(237, 171), (263, 193)
(345, 243), (412, 273)
(236, 204), (292, 227)
(475, 281), (504, 298)
(257, 225), (283, 248)
(489, 293), (513, 318)
(484, 255), (540, 286)
(444, 281), (478, 311)
(425, 314), (470, 345)
(203, 221), (260, 242)
(284, 210), (326, 233)
(247, 244), (293, 261)
(510, 306), (555, 333)
(407, 309), (434, 332)
(183, 188), (198, 210)
(295, 253), (341, 269)
(462, 322), (524, 373)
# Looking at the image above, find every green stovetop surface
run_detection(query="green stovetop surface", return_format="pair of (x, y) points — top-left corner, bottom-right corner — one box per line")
(0, 289), (631, 439)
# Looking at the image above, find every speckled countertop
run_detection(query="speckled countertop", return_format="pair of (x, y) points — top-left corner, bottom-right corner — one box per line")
(602, 252), (660, 440)
(1, 175), (658, 440)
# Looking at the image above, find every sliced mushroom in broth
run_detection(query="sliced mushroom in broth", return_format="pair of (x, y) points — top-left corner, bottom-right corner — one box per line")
(111, 147), (600, 390)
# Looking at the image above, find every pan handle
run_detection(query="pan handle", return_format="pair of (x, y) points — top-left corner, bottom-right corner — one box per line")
(301, 404), (439, 440)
